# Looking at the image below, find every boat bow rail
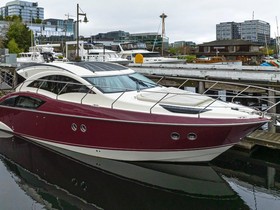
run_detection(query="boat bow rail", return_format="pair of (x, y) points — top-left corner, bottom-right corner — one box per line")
(15, 76), (280, 119)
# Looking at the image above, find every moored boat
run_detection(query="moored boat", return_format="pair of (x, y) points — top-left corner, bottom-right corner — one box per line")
(0, 62), (270, 162)
(117, 42), (185, 64)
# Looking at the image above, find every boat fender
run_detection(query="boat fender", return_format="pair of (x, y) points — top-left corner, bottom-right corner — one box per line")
(135, 54), (144, 64)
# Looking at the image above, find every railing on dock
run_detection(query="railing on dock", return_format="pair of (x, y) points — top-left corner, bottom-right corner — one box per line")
(0, 65), (17, 95)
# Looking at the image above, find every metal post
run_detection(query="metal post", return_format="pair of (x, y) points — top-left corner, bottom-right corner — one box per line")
(76, 4), (88, 61)
(198, 81), (205, 94)
(76, 4), (80, 59)
(268, 88), (276, 133)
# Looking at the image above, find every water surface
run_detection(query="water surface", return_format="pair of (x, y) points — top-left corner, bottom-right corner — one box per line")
(0, 135), (280, 210)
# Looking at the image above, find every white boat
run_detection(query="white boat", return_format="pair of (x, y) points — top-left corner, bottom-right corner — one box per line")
(17, 44), (67, 64)
(66, 41), (130, 65)
(84, 47), (130, 65)
(0, 62), (270, 162)
(17, 51), (45, 63)
(117, 42), (185, 64)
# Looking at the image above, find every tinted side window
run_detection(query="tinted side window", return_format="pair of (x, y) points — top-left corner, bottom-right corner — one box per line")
(27, 75), (94, 95)
(15, 96), (45, 109)
(0, 96), (45, 109)
(0, 96), (17, 106)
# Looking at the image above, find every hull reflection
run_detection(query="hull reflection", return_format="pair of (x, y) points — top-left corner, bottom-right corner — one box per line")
(213, 147), (280, 210)
(0, 135), (244, 209)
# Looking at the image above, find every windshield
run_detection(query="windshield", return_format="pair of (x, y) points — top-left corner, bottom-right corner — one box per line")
(83, 73), (158, 93)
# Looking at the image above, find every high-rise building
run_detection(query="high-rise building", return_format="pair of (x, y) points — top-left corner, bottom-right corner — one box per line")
(0, 0), (44, 22)
(241, 20), (270, 45)
(216, 22), (241, 40)
(216, 20), (270, 45)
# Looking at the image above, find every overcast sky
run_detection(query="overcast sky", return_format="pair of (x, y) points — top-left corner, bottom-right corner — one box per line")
(2, 0), (280, 43)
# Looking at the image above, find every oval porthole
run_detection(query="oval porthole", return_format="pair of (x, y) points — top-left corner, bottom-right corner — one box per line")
(80, 124), (87, 133)
(71, 123), (77, 131)
(171, 132), (180, 141)
(187, 133), (197, 141)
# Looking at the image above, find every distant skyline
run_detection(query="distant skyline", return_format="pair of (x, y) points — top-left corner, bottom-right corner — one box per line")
(1, 0), (280, 43)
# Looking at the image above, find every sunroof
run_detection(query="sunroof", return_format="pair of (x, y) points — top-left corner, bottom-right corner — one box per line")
(72, 62), (128, 72)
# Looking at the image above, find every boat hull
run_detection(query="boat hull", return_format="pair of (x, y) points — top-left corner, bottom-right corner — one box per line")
(23, 136), (233, 162)
(0, 93), (267, 162)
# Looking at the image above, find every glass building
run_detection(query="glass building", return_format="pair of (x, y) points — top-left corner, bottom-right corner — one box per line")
(216, 22), (241, 40)
(241, 20), (270, 45)
(0, 0), (44, 22)
(216, 20), (270, 45)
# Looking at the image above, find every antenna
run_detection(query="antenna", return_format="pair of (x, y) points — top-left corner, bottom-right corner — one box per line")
(252, 11), (254, 20)
(65, 13), (74, 19)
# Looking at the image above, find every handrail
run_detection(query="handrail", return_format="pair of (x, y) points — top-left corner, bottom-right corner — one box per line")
(156, 76), (165, 84)
(111, 91), (126, 109)
(203, 82), (218, 95)
(149, 92), (170, 114)
(7, 76), (280, 118)
(231, 86), (251, 103)
(81, 86), (96, 104)
(178, 79), (190, 89)
(198, 97), (220, 118)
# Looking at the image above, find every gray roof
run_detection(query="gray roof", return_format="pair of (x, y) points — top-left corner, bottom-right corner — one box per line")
(198, 39), (262, 47)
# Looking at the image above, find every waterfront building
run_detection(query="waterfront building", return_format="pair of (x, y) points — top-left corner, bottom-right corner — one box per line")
(89, 31), (165, 51)
(129, 32), (163, 49)
(0, 0), (44, 22)
(92, 30), (130, 43)
(196, 39), (263, 64)
(216, 20), (270, 45)
(173, 41), (196, 48)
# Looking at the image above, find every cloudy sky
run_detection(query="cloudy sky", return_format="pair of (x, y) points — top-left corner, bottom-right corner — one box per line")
(1, 0), (280, 43)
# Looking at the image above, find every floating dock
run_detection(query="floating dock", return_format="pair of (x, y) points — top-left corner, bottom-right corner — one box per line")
(239, 130), (280, 150)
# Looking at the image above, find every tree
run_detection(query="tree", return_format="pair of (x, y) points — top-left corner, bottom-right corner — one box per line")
(0, 37), (4, 48)
(4, 16), (31, 52)
(7, 38), (22, 54)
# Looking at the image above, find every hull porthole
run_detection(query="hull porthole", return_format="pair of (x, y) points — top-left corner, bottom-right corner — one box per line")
(71, 123), (77, 131)
(80, 124), (87, 133)
(171, 132), (180, 140)
(187, 133), (197, 141)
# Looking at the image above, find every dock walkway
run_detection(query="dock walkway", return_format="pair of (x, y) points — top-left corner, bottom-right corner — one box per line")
(240, 130), (280, 150)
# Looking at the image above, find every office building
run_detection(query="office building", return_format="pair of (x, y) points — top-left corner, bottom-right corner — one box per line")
(216, 20), (270, 45)
(0, 0), (44, 22)
(216, 22), (241, 40)
(241, 20), (270, 45)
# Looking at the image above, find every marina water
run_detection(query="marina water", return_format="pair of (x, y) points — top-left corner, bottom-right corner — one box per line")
(0, 135), (280, 210)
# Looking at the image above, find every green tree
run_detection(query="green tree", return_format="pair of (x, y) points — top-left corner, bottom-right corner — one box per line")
(0, 37), (4, 48)
(7, 38), (22, 54)
(34, 18), (42, 24)
(4, 16), (31, 52)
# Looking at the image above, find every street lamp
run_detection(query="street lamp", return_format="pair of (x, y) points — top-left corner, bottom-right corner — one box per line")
(76, 3), (88, 60)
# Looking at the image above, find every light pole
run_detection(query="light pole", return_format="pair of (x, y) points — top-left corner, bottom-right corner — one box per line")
(76, 3), (88, 60)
